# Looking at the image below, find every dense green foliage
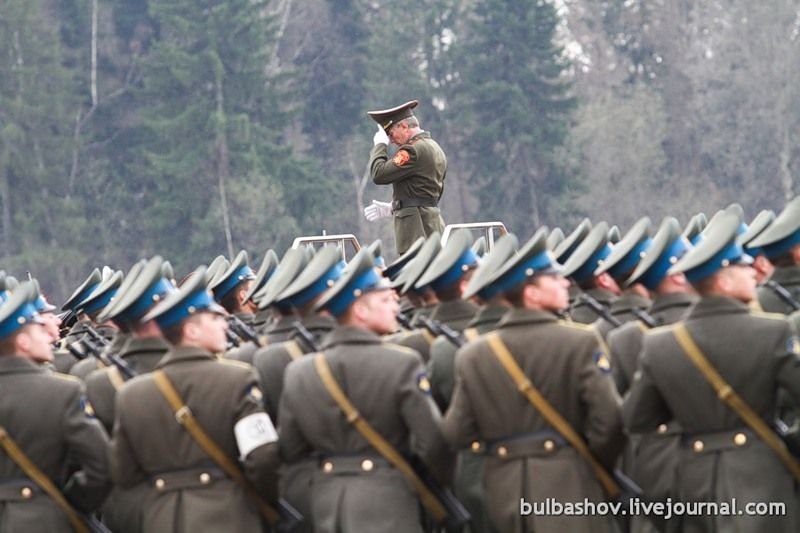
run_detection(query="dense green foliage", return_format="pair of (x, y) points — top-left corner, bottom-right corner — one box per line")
(1, 0), (798, 300)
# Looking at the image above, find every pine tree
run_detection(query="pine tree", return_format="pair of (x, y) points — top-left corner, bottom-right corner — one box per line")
(449, 0), (576, 232)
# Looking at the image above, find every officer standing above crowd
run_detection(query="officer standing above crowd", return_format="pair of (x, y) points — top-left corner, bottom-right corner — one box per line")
(365, 100), (447, 254)
(443, 229), (624, 533)
(623, 208), (800, 532)
(110, 267), (280, 532)
(749, 196), (800, 313)
(0, 282), (111, 532)
(279, 248), (453, 532)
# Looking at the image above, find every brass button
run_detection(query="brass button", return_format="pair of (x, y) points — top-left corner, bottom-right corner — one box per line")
(20, 487), (32, 499)
(155, 478), (166, 490)
(497, 446), (508, 458)
(657, 424), (668, 434)
(543, 440), (555, 452)
(734, 433), (747, 446)
(693, 440), (704, 453)
(361, 459), (374, 472)
(470, 441), (482, 453)
(322, 462), (334, 473)
(199, 472), (211, 484)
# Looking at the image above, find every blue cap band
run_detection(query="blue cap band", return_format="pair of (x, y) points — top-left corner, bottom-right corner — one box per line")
(155, 288), (218, 329)
(325, 267), (385, 317)
(81, 287), (119, 315)
(282, 261), (346, 308)
(430, 249), (479, 292)
(608, 238), (653, 281)
(492, 250), (559, 295)
(760, 228), (800, 260)
(685, 240), (752, 284)
(639, 236), (691, 291)
(66, 281), (100, 311)
(572, 243), (613, 284)
(120, 277), (175, 321)
(213, 264), (255, 300)
(0, 302), (39, 338)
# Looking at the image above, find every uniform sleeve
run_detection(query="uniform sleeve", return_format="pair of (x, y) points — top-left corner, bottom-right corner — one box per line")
(775, 323), (800, 404)
(277, 361), (315, 464)
(427, 337), (454, 412)
(441, 348), (481, 449)
(110, 390), (148, 489)
(233, 369), (280, 503)
(622, 349), (673, 434)
(578, 336), (625, 469)
(397, 353), (454, 485)
(370, 143), (420, 185)
(61, 382), (112, 511)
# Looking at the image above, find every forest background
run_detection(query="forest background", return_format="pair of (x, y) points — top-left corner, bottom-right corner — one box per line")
(2, 0), (798, 300)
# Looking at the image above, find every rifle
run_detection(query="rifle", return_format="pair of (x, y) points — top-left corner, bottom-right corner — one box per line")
(629, 307), (659, 328)
(80, 327), (137, 381)
(407, 455), (471, 533)
(228, 315), (264, 347)
(396, 312), (414, 331)
(763, 280), (800, 312)
(416, 315), (466, 349)
(577, 293), (622, 328)
(292, 321), (320, 353)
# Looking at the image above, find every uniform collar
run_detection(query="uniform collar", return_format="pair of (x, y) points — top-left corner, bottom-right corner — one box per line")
(321, 326), (383, 349)
(156, 345), (217, 368)
(120, 336), (171, 358)
(468, 304), (511, 328)
(497, 307), (560, 328)
(609, 292), (652, 314)
(688, 295), (751, 319)
(428, 299), (478, 324)
(266, 314), (298, 334)
(296, 314), (337, 334)
(407, 131), (430, 144)
(650, 292), (697, 315)
(767, 264), (800, 285)
(0, 355), (45, 375)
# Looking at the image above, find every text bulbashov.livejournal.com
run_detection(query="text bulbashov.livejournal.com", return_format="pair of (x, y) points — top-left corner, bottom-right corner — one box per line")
(521, 498), (787, 520)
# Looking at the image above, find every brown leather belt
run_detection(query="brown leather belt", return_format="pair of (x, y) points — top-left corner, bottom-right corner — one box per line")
(318, 456), (392, 475)
(150, 466), (227, 492)
(682, 428), (753, 454)
(488, 432), (568, 460)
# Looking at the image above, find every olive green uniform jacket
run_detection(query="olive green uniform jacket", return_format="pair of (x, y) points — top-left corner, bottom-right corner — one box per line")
(623, 297), (800, 532)
(593, 292), (653, 340)
(758, 265), (800, 314)
(225, 314), (297, 365)
(279, 326), (452, 533)
(370, 131), (446, 254)
(443, 308), (624, 533)
(70, 331), (130, 382)
(85, 336), (170, 533)
(253, 315), (336, 533)
(110, 345), (280, 533)
(389, 299), (478, 363)
(0, 357), (110, 532)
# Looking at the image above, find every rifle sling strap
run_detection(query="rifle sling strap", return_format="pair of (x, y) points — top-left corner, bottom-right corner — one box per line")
(312, 353), (448, 523)
(484, 332), (621, 499)
(151, 370), (280, 525)
(0, 426), (89, 533)
(672, 324), (800, 481)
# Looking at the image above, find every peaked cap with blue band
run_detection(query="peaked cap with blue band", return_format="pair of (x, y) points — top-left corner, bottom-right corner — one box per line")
(384, 236), (425, 281)
(561, 222), (613, 284)
(256, 248), (311, 310)
(95, 260), (146, 323)
(487, 228), (561, 295)
(61, 268), (102, 312)
(395, 232), (442, 295)
(748, 196), (800, 260)
(738, 209), (775, 257)
(462, 233), (520, 300)
(669, 209), (753, 284)
(204, 255), (230, 288)
(626, 217), (691, 290)
(31, 280), (56, 314)
(210, 250), (255, 302)
(0, 282), (44, 339)
(77, 270), (123, 316)
(682, 213), (707, 246)
(546, 228), (564, 252)
(244, 249), (279, 303)
(554, 219), (592, 264)
(367, 240), (386, 270)
(595, 217), (653, 282)
(315, 248), (392, 317)
(277, 245), (345, 308)
(104, 257), (176, 323)
(143, 266), (226, 329)
(415, 229), (479, 292)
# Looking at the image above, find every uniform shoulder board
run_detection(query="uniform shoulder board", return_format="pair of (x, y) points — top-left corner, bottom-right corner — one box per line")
(642, 323), (678, 336)
(749, 310), (788, 321)
(557, 320), (595, 332)
(52, 372), (82, 384)
(383, 342), (420, 357)
(218, 358), (253, 370)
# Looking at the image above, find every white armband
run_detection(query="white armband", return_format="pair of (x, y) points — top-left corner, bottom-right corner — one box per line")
(234, 412), (278, 459)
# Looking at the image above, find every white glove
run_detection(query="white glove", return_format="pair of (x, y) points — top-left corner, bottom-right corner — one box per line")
(363, 200), (393, 222)
(373, 125), (389, 146)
